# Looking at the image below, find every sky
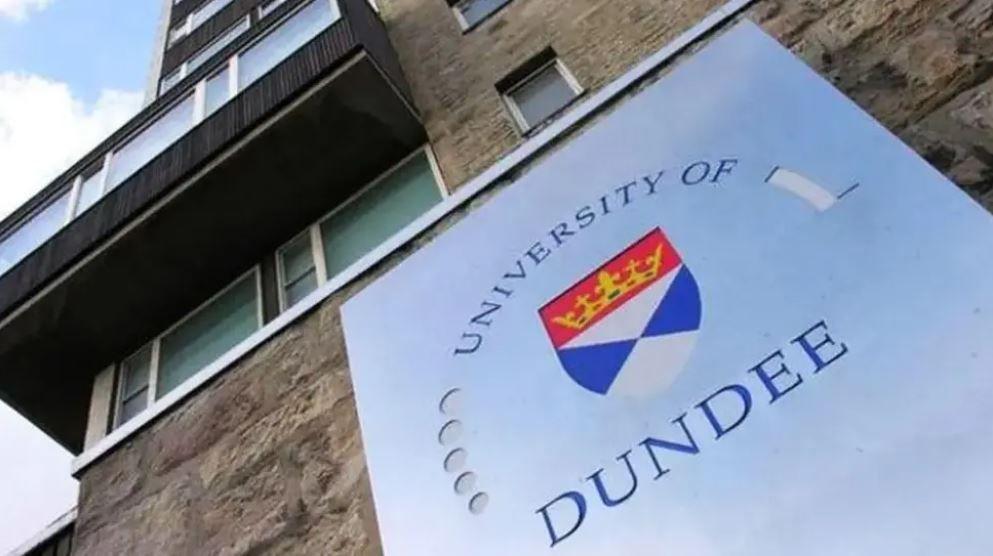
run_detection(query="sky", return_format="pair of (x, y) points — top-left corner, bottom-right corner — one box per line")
(0, 0), (160, 552)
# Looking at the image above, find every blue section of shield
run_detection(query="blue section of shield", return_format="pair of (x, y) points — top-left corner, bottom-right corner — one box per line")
(556, 340), (638, 395)
(642, 266), (702, 337)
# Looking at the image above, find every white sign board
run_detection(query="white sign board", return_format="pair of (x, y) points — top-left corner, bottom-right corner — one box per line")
(342, 22), (993, 555)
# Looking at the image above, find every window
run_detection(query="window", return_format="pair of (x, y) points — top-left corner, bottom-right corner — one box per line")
(320, 151), (443, 278)
(105, 94), (196, 190)
(238, 0), (339, 90)
(158, 272), (261, 395)
(73, 168), (104, 217)
(452, 0), (512, 29)
(270, 149), (445, 311)
(112, 271), (261, 428)
(168, 0), (237, 47)
(258, 0), (289, 18)
(499, 53), (582, 133)
(0, 2), (342, 281)
(106, 146), (443, 428)
(0, 190), (71, 275)
(160, 68), (183, 95)
(161, 16), (250, 95)
(277, 231), (320, 309)
(115, 345), (152, 427)
(204, 66), (232, 117)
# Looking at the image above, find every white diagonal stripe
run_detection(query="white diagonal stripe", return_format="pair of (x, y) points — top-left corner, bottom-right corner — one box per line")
(562, 265), (680, 349)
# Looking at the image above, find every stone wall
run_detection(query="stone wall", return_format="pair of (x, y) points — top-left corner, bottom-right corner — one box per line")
(73, 0), (993, 554)
(381, 0), (728, 188)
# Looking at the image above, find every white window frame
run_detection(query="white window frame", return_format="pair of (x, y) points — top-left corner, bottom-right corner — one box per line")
(501, 58), (584, 133)
(274, 146), (448, 311)
(275, 228), (326, 312)
(111, 267), (262, 428)
(168, 19), (193, 48)
(65, 165), (105, 221)
(113, 343), (156, 429)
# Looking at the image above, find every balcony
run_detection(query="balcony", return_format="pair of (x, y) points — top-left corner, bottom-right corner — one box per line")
(0, 0), (424, 453)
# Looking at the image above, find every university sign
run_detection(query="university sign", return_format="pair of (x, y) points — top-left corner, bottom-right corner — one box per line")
(342, 22), (993, 555)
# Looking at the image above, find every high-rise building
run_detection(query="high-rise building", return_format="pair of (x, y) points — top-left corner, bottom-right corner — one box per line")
(3, 0), (993, 554)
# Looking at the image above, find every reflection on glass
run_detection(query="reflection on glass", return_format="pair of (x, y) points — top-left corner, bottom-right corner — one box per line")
(187, 17), (250, 76)
(238, 0), (338, 90)
(321, 153), (441, 278)
(510, 63), (578, 129)
(75, 170), (103, 216)
(204, 67), (231, 117)
(105, 94), (195, 190)
(116, 344), (152, 427)
(157, 273), (259, 397)
(279, 232), (318, 307)
(0, 191), (70, 275)
(456, 0), (511, 27)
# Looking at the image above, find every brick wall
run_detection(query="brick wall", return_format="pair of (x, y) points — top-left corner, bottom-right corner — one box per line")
(72, 0), (993, 554)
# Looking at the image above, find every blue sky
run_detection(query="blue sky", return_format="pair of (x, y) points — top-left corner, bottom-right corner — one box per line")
(0, 1), (161, 552)
(0, 0), (160, 104)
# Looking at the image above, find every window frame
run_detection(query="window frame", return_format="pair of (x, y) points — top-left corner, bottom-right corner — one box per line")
(113, 343), (156, 429)
(451, 0), (513, 32)
(236, 0), (341, 92)
(501, 57), (584, 133)
(274, 146), (447, 311)
(105, 91), (199, 191)
(275, 227), (327, 312)
(168, 0), (238, 48)
(0, 185), (74, 275)
(161, 15), (251, 96)
(0, 1), (342, 281)
(112, 267), (262, 428)
(258, 0), (290, 19)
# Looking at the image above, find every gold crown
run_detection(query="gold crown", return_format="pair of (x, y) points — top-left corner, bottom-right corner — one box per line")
(552, 244), (664, 330)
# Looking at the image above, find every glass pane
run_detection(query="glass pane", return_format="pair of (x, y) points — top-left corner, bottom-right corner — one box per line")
(106, 94), (195, 189)
(237, 0), (338, 90)
(158, 273), (259, 397)
(285, 270), (318, 307)
(511, 63), (577, 129)
(321, 153), (441, 277)
(0, 191), (70, 275)
(259, 0), (288, 18)
(191, 0), (235, 29)
(168, 25), (187, 47)
(457, 0), (511, 27)
(119, 391), (148, 425)
(279, 233), (315, 284)
(121, 344), (152, 398)
(160, 68), (183, 95)
(187, 17), (250, 75)
(205, 67), (231, 117)
(75, 169), (103, 216)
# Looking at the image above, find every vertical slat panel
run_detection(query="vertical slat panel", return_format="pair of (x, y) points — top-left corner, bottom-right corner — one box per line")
(0, 19), (364, 319)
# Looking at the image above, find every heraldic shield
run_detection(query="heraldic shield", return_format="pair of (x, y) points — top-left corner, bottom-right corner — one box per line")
(539, 229), (702, 397)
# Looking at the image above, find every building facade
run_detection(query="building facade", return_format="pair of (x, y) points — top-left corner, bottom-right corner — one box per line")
(2, 0), (993, 554)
